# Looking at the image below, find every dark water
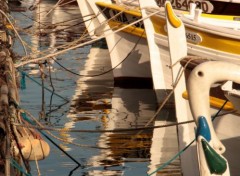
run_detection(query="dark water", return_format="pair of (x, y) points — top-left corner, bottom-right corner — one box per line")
(11, 0), (180, 175)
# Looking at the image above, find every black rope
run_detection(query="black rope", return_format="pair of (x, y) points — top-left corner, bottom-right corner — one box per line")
(47, 63), (55, 120)
(53, 31), (145, 77)
(212, 99), (229, 121)
(21, 112), (82, 167)
(39, 130), (82, 167)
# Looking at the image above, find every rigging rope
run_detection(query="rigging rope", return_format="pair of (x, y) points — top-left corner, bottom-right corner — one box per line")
(15, 6), (125, 63)
(11, 109), (236, 133)
(15, 10), (161, 68)
(0, 10), (28, 56)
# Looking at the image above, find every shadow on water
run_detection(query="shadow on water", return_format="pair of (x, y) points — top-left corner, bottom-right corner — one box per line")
(12, 0), (181, 175)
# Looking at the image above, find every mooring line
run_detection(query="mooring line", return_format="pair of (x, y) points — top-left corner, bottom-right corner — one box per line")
(13, 120), (194, 133)
(53, 30), (145, 77)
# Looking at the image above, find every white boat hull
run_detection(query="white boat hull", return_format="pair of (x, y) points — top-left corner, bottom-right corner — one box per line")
(106, 30), (152, 84)
(76, 0), (152, 85)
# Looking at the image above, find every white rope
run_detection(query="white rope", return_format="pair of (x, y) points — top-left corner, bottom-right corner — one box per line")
(44, 0), (65, 17)
(23, 6), (124, 58)
(17, 1), (139, 62)
(0, 10), (28, 56)
(59, 0), (76, 7)
(15, 10), (161, 68)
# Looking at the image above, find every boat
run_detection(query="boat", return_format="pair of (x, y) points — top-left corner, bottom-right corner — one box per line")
(165, 2), (240, 175)
(76, 1), (240, 174)
(77, 0), (240, 99)
(76, 0), (152, 88)
(140, 0), (240, 98)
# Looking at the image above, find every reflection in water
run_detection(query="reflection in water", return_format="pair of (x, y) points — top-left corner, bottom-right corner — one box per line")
(148, 104), (181, 175)
(27, 1), (87, 151)
(30, 0), (84, 58)
(88, 88), (156, 176)
(68, 46), (180, 175)
(15, 1), (181, 175)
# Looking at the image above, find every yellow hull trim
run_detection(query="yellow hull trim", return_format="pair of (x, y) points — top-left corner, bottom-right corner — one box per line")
(182, 91), (235, 111)
(108, 21), (146, 38)
(96, 2), (240, 55)
(198, 13), (240, 20)
(150, 15), (240, 55)
(95, 2), (141, 17)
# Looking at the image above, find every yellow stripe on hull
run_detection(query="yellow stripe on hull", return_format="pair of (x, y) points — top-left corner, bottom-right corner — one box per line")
(198, 13), (240, 21)
(96, 2), (240, 55)
(150, 15), (168, 36)
(95, 2), (141, 17)
(182, 91), (235, 111)
(151, 15), (240, 55)
(108, 21), (146, 38)
(189, 28), (240, 54)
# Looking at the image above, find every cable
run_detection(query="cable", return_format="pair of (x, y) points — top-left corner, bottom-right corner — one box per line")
(53, 31), (144, 77)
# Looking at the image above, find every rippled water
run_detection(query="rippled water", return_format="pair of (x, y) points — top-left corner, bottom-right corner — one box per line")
(11, 0), (181, 175)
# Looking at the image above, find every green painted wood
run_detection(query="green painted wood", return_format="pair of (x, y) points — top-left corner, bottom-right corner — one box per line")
(201, 139), (227, 174)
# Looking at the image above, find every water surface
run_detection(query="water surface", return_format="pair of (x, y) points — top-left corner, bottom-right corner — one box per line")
(12, 0), (181, 175)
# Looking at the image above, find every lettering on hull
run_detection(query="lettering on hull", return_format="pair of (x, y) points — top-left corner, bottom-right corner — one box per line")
(156, 0), (213, 13)
(98, 6), (144, 29)
(164, 25), (202, 44)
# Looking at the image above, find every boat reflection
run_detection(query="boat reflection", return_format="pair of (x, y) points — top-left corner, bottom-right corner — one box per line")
(67, 46), (180, 175)
(87, 87), (157, 176)
(30, 0), (84, 64)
